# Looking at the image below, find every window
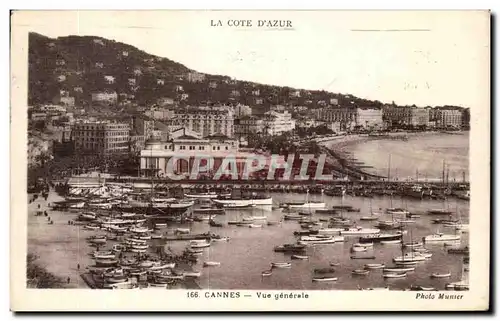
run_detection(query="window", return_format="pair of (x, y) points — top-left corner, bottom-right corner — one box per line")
(212, 146), (216, 150)
(180, 146), (186, 150)
(217, 146), (220, 150)
(199, 146), (204, 150)
(225, 146), (228, 150)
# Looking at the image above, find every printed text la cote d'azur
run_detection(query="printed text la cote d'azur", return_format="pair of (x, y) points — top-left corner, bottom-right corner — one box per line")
(211, 19), (292, 28)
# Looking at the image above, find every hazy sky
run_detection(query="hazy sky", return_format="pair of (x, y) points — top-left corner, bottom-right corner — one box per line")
(14, 10), (489, 107)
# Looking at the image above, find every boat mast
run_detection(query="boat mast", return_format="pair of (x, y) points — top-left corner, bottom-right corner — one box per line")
(387, 154), (392, 182)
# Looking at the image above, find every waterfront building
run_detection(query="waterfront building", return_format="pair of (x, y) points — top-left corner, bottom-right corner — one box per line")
(462, 108), (470, 129)
(139, 135), (285, 178)
(263, 111), (296, 136)
(72, 121), (130, 155)
(355, 108), (384, 130)
(139, 135), (239, 177)
(409, 107), (430, 127)
(173, 107), (234, 138)
(382, 106), (430, 127)
(313, 107), (357, 131)
(436, 109), (463, 128)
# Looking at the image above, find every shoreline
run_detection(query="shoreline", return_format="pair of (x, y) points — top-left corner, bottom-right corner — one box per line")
(28, 190), (92, 288)
(319, 131), (468, 177)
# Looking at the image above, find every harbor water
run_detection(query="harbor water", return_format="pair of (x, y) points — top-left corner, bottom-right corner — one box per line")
(164, 193), (469, 290)
(333, 132), (469, 181)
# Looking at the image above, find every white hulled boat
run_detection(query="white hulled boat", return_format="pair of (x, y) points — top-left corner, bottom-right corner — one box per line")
(340, 227), (381, 236)
(213, 196), (272, 206)
(423, 232), (460, 243)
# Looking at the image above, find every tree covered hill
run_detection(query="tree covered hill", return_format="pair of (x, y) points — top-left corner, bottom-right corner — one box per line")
(28, 32), (389, 110)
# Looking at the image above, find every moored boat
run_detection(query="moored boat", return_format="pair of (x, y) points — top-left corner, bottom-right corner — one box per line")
(203, 261), (221, 267)
(383, 266), (415, 273)
(364, 263), (385, 270)
(312, 276), (338, 282)
(271, 262), (291, 268)
(383, 272), (407, 278)
(352, 269), (370, 276)
(261, 270), (273, 277)
(291, 255), (309, 260)
(423, 232), (460, 243)
(340, 227), (381, 236)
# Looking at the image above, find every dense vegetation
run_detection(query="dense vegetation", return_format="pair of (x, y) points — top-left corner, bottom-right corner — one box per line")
(29, 32), (388, 110)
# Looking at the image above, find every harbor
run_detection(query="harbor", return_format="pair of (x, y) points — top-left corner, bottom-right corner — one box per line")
(28, 181), (470, 291)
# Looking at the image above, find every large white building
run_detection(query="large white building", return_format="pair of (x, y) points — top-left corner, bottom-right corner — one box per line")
(173, 107), (235, 138)
(263, 111), (296, 136)
(436, 109), (463, 128)
(140, 134), (239, 177)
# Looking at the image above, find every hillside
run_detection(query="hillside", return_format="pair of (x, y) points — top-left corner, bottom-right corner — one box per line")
(28, 32), (388, 110)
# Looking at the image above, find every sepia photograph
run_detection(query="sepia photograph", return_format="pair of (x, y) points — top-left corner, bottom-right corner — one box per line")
(10, 10), (490, 311)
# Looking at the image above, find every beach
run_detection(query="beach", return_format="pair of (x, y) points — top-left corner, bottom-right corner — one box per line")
(320, 132), (469, 181)
(27, 190), (93, 288)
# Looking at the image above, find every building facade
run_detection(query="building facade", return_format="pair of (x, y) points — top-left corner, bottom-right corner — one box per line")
(139, 135), (239, 177)
(72, 122), (130, 155)
(263, 111), (296, 136)
(436, 109), (463, 128)
(313, 107), (357, 131)
(173, 107), (234, 138)
(355, 108), (384, 129)
(382, 106), (430, 127)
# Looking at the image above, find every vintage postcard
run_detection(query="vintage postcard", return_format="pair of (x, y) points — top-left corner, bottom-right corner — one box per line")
(10, 10), (490, 311)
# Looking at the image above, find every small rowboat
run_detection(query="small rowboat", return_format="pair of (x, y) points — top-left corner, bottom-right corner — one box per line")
(383, 266), (415, 273)
(155, 223), (168, 228)
(203, 261), (221, 267)
(329, 262), (340, 267)
(212, 237), (230, 242)
(350, 255), (376, 260)
(351, 246), (367, 253)
(267, 221), (279, 226)
(271, 262), (291, 268)
(312, 276), (338, 282)
(262, 270), (273, 277)
(381, 240), (402, 244)
(365, 263), (385, 270)
(248, 224), (263, 228)
(360, 216), (379, 221)
(151, 234), (163, 239)
(353, 242), (373, 248)
(403, 241), (423, 248)
(395, 261), (418, 266)
(190, 242), (211, 249)
(383, 272), (407, 278)
(183, 271), (202, 278)
(314, 267), (336, 274)
(431, 272), (451, 278)
(352, 269), (370, 276)
(291, 255), (309, 260)
(410, 285), (436, 291)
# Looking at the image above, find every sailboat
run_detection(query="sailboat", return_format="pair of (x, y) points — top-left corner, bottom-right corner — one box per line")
(378, 194), (402, 230)
(360, 198), (381, 221)
(393, 228), (427, 263)
(443, 202), (469, 231)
